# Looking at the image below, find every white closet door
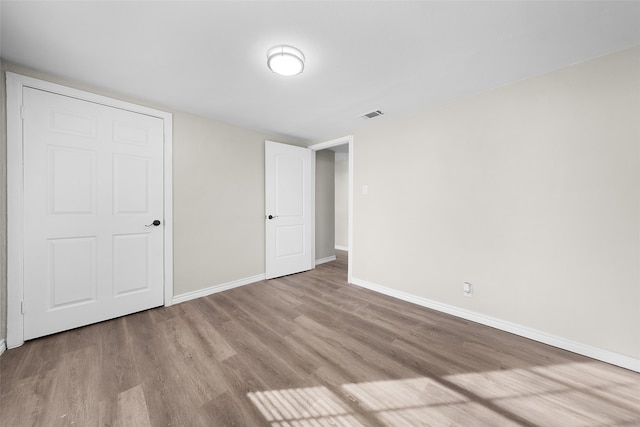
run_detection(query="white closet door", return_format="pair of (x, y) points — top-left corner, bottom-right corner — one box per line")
(23, 87), (165, 340)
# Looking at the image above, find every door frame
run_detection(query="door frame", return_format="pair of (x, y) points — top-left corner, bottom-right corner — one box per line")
(5, 72), (174, 348)
(309, 135), (354, 284)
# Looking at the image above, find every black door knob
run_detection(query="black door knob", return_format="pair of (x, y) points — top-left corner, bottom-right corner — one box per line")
(145, 220), (162, 227)
(268, 215), (275, 220)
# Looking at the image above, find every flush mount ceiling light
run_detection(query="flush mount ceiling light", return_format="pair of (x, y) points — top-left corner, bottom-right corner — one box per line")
(267, 45), (305, 76)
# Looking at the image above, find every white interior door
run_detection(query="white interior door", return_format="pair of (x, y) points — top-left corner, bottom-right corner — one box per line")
(265, 141), (313, 279)
(22, 87), (165, 340)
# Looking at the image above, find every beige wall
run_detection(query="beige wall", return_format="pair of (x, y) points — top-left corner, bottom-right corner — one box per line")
(353, 46), (640, 359)
(315, 150), (335, 260)
(335, 154), (349, 249)
(0, 62), (302, 343)
(172, 112), (270, 294)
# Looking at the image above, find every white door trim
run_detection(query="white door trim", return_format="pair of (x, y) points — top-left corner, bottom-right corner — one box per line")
(6, 72), (174, 348)
(308, 135), (354, 284)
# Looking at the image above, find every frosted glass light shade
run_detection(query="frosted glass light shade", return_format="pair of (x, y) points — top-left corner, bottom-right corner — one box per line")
(267, 45), (305, 76)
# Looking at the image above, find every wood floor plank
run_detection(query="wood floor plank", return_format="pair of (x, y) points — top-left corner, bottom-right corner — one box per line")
(292, 315), (418, 383)
(97, 316), (141, 401)
(1, 250), (639, 426)
(124, 310), (205, 427)
(0, 331), (66, 396)
(156, 315), (229, 403)
(182, 305), (237, 362)
(0, 368), (58, 426)
(98, 396), (117, 427)
(214, 317), (306, 390)
(198, 390), (266, 427)
(230, 282), (303, 336)
(66, 345), (102, 426)
(116, 385), (153, 427)
(208, 300), (320, 378)
(191, 297), (233, 326)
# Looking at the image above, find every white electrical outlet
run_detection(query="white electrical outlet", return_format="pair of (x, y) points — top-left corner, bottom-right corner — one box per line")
(463, 282), (473, 297)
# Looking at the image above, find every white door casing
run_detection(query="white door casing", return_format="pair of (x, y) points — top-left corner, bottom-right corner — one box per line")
(6, 73), (173, 347)
(265, 141), (313, 279)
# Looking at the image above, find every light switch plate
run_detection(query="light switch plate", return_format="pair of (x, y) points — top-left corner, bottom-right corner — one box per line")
(463, 282), (473, 297)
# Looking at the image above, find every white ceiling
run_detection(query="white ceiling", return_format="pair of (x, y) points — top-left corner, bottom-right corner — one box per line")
(2, 1), (639, 144)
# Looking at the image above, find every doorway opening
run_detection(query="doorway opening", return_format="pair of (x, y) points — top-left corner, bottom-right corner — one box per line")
(309, 136), (353, 284)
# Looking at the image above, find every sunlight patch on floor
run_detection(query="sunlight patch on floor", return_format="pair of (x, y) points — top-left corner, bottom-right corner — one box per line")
(374, 401), (520, 427)
(247, 386), (365, 427)
(445, 362), (640, 426)
(342, 377), (466, 411)
(248, 362), (640, 426)
(342, 377), (517, 426)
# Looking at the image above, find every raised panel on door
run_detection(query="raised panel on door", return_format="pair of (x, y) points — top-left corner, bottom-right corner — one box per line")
(113, 154), (150, 215)
(113, 119), (150, 146)
(48, 146), (96, 215)
(113, 234), (150, 296)
(22, 87), (165, 340)
(275, 154), (304, 216)
(275, 225), (305, 258)
(48, 237), (97, 308)
(49, 110), (97, 138)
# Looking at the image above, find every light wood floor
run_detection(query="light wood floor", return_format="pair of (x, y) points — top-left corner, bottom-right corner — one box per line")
(1, 251), (640, 426)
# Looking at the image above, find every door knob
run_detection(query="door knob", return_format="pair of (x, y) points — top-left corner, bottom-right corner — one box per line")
(267, 215), (278, 220)
(145, 220), (162, 227)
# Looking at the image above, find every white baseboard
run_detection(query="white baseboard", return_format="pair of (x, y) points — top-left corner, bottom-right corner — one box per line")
(335, 245), (349, 251)
(316, 255), (337, 265)
(172, 273), (266, 305)
(351, 277), (640, 373)
(0, 339), (6, 357)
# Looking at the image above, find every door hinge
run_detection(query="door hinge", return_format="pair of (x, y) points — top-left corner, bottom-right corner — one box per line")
(20, 105), (26, 120)
(21, 300), (25, 314)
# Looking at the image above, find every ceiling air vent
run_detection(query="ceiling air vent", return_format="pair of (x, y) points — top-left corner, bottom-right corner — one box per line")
(360, 110), (384, 119)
